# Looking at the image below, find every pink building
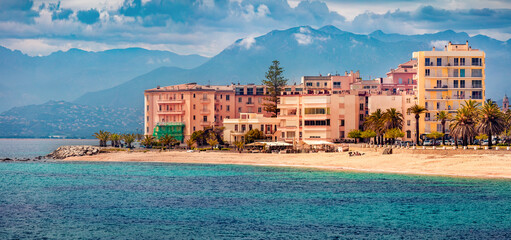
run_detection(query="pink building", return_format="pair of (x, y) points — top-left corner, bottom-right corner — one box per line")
(381, 59), (417, 93)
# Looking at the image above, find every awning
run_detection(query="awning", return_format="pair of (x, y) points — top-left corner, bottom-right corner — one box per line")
(246, 142), (266, 146)
(303, 140), (334, 145)
(258, 141), (292, 146)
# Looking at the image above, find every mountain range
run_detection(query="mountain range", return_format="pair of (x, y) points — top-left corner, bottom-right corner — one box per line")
(1, 25), (510, 138)
(74, 26), (511, 109)
(0, 46), (208, 112)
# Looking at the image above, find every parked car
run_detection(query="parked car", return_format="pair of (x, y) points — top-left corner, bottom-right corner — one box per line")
(423, 140), (433, 146)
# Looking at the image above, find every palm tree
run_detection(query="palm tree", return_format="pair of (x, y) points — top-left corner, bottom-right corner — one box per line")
(110, 133), (121, 147)
(122, 133), (136, 149)
(93, 130), (110, 147)
(408, 104), (427, 146)
(186, 138), (196, 149)
(364, 109), (384, 145)
(234, 140), (245, 153)
(140, 135), (155, 148)
(383, 108), (404, 144)
(436, 111), (450, 145)
(159, 134), (174, 150)
(450, 108), (477, 146)
(477, 99), (506, 149)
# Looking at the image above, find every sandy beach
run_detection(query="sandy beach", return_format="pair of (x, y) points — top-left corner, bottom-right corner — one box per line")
(64, 147), (511, 179)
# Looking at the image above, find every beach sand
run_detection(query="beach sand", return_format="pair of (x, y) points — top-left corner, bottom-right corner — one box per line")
(64, 147), (511, 179)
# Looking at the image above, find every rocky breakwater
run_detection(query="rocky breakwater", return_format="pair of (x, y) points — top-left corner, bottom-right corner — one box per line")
(46, 145), (101, 159)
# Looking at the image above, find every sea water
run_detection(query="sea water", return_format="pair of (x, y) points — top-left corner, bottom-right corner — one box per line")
(1, 161), (510, 239)
(0, 139), (98, 159)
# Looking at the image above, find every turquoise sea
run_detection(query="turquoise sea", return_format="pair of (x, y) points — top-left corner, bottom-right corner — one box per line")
(1, 161), (511, 239)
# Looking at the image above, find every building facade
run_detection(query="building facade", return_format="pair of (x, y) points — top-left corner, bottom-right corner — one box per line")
(413, 41), (485, 134)
(223, 113), (282, 143)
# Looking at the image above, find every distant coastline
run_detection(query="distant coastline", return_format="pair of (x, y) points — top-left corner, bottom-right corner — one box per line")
(64, 147), (511, 179)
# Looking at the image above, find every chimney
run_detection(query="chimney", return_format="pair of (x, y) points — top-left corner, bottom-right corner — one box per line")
(432, 46), (435, 51)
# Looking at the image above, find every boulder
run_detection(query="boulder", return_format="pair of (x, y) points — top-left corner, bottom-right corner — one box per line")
(46, 145), (101, 159)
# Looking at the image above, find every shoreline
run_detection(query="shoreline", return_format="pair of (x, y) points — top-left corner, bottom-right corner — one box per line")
(63, 148), (511, 179)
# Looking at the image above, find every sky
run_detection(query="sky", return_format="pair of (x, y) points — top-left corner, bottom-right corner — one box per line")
(1, 0), (511, 57)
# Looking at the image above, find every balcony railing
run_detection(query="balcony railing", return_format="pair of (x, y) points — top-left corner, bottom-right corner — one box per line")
(157, 99), (185, 104)
(157, 110), (184, 115)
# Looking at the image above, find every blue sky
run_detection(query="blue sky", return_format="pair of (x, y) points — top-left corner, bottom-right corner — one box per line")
(1, 0), (510, 56)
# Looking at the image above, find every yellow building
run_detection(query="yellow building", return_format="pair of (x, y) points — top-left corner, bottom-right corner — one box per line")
(413, 41), (485, 135)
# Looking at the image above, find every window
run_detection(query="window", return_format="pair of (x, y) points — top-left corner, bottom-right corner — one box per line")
(360, 114), (364, 120)
(460, 58), (465, 66)
(193, 115), (196, 120)
(437, 58), (442, 66)
(258, 107), (262, 113)
(437, 124), (442, 132)
(436, 80), (442, 88)
(296, 88), (303, 91)
(454, 58), (459, 66)
(460, 69), (465, 77)
(249, 124), (253, 130)
(238, 97), (242, 103)
(285, 88), (292, 91)
(193, 93), (196, 98)
(472, 91), (482, 99)
(159, 105), (162, 111)
(406, 130), (411, 138)
(340, 131), (345, 138)
(460, 80), (465, 88)
(398, 78), (402, 84)
(471, 69), (482, 77)
(454, 80), (458, 88)
(241, 125), (246, 132)
(247, 97), (252, 104)
(304, 120), (330, 126)
(425, 69), (430, 76)
(316, 82), (320, 87)
(226, 105), (230, 111)
(406, 98), (411, 104)
(359, 104), (364, 110)
(333, 82), (341, 88)
(203, 116), (207, 122)
(236, 88), (244, 95)
(146, 116), (149, 122)
(193, 104), (196, 110)
(260, 125), (264, 131)
(306, 82), (313, 87)
(258, 98), (262, 103)
(226, 95), (230, 101)
(304, 108), (330, 114)
(340, 120), (345, 126)
(407, 109), (411, 115)
(324, 82), (327, 86)
(238, 107), (242, 113)
(193, 127), (196, 131)
(436, 102), (440, 109)
(247, 88), (253, 95)
(425, 58), (431, 66)
(472, 80), (482, 88)
(203, 93), (207, 100)
(235, 125), (238, 131)
(472, 58), (481, 66)
(256, 88), (264, 95)
(146, 105), (149, 111)
(407, 120), (411, 126)
(453, 69), (458, 77)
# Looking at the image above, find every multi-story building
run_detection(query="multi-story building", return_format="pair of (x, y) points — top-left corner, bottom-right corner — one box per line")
(382, 59), (417, 93)
(144, 83), (302, 141)
(367, 92), (417, 141)
(503, 95), (509, 112)
(223, 113), (282, 143)
(413, 41), (485, 134)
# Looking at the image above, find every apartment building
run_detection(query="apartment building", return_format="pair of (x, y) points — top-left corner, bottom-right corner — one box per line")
(413, 41), (485, 134)
(223, 113), (282, 143)
(144, 83), (271, 141)
(367, 92), (417, 141)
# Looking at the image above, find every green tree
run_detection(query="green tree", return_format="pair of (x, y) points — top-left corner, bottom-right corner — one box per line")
(475, 133), (488, 148)
(92, 130), (110, 147)
(408, 104), (427, 146)
(360, 130), (376, 143)
(426, 131), (445, 146)
(159, 134), (175, 150)
(122, 133), (136, 149)
(348, 129), (362, 144)
(234, 140), (245, 153)
(262, 60), (288, 117)
(384, 128), (405, 143)
(110, 133), (121, 147)
(383, 108), (404, 144)
(207, 132), (219, 150)
(140, 135), (155, 148)
(364, 109), (385, 144)
(244, 129), (265, 144)
(436, 111), (450, 145)
(186, 138), (196, 149)
(477, 99), (506, 149)
(450, 107), (477, 146)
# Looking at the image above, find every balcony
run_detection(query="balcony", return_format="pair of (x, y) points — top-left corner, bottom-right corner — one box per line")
(245, 101), (255, 106)
(200, 121), (212, 126)
(200, 110), (210, 115)
(157, 110), (184, 115)
(157, 99), (184, 104)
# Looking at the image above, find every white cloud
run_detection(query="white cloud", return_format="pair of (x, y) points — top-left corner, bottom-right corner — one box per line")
(294, 33), (313, 45)
(238, 36), (256, 49)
